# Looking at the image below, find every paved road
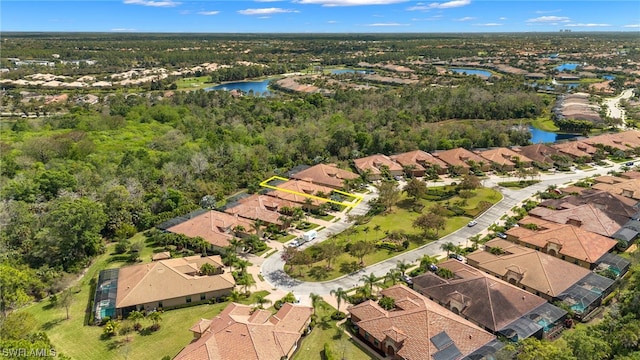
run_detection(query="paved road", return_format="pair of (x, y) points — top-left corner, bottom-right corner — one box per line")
(261, 160), (633, 296)
(604, 89), (634, 128)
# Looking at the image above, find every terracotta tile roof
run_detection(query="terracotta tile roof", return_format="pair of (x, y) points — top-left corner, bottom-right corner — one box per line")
(513, 144), (561, 165)
(559, 185), (587, 195)
(592, 178), (640, 200)
(390, 150), (448, 171)
(175, 302), (313, 360)
(412, 260), (547, 332)
(267, 180), (333, 206)
(528, 204), (622, 237)
(477, 148), (533, 167)
(552, 141), (597, 158)
(511, 218), (617, 263)
(538, 190), (638, 223)
(190, 319), (212, 334)
(433, 147), (486, 169)
(290, 164), (358, 189)
(225, 194), (295, 225)
(465, 239), (591, 297)
(116, 255), (235, 309)
(582, 130), (640, 151)
(353, 154), (403, 175)
(348, 285), (495, 360)
(593, 175), (625, 185)
(151, 251), (171, 261)
(167, 211), (254, 248)
(621, 171), (640, 179)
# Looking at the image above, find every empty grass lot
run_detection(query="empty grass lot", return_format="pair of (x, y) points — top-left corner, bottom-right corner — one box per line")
(286, 187), (501, 281)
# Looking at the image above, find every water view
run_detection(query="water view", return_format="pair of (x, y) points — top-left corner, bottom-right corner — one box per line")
(555, 63), (580, 71)
(603, 75), (615, 80)
(206, 79), (273, 95)
(528, 125), (578, 144)
(449, 68), (492, 77)
(329, 69), (374, 75)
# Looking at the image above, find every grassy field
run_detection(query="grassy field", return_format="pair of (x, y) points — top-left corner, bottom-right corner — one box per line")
(19, 236), (269, 360)
(530, 117), (560, 132)
(287, 187), (501, 281)
(174, 75), (213, 90)
(292, 301), (374, 360)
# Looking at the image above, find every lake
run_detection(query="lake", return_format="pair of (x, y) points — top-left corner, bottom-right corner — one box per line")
(602, 75), (615, 80)
(449, 68), (492, 77)
(206, 79), (272, 95)
(555, 63), (580, 71)
(528, 125), (578, 144)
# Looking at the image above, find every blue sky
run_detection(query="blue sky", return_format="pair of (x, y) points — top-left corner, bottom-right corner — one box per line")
(2, 1), (639, 33)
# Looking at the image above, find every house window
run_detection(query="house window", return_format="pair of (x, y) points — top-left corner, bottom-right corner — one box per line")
(365, 332), (370, 340)
(186, 296), (192, 303)
(201, 294), (206, 301)
(374, 340), (379, 347)
(158, 301), (163, 308)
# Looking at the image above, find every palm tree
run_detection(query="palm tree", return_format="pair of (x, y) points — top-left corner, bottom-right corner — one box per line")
(236, 259), (250, 275)
(362, 226), (370, 241)
(128, 310), (145, 331)
(254, 294), (271, 309)
(373, 224), (381, 241)
(309, 292), (324, 315)
(385, 268), (401, 285)
(360, 273), (378, 297)
(419, 255), (437, 271)
(395, 261), (411, 276)
(469, 234), (481, 250)
(330, 287), (349, 313)
(440, 242), (456, 256)
(252, 220), (264, 239)
(228, 290), (242, 302)
(147, 311), (162, 331)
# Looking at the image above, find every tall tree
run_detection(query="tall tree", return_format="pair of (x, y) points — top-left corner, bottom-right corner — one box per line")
(395, 261), (411, 276)
(349, 240), (374, 266)
(330, 287), (349, 313)
(57, 288), (75, 320)
(385, 268), (401, 285)
(413, 213), (446, 238)
(320, 240), (341, 270)
(360, 273), (378, 297)
(404, 178), (428, 202)
(377, 181), (401, 212)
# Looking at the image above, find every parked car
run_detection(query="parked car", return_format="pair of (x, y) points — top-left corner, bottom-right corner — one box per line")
(467, 220), (478, 227)
(428, 264), (438, 272)
(449, 254), (464, 262)
(626, 161), (634, 166)
(400, 274), (413, 286)
(496, 232), (507, 239)
(289, 240), (300, 247)
(394, 175), (403, 181)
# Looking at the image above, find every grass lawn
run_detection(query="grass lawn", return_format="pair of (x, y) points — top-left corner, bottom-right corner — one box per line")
(311, 213), (336, 221)
(497, 180), (542, 189)
(287, 187), (501, 282)
(292, 301), (374, 360)
(20, 236), (269, 360)
(276, 234), (297, 243)
(530, 117), (560, 132)
(175, 75), (213, 90)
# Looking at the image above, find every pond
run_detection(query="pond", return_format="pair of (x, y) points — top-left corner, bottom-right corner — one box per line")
(528, 125), (578, 144)
(602, 75), (615, 80)
(555, 63), (580, 71)
(449, 68), (492, 77)
(206, 79), (273, 95)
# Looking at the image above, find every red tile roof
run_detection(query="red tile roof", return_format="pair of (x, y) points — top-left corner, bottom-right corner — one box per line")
(167, 211), (254, 248)
(390, 150), (448, 171)
(433, 147), (486, 169)
(290, 164), (359, 189)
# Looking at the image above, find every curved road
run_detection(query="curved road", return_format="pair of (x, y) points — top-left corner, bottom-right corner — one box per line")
(261, 161), (634, 296)
(604, 88), (634, 128)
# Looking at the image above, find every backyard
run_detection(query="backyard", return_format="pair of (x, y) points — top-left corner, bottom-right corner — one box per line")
(285, 185), (501, 281)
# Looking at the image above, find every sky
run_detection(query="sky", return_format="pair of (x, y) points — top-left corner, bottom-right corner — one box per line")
(2, 0), (639, 33)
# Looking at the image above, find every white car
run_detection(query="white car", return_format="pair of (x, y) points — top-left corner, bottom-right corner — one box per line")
(467, 220), (478, 227)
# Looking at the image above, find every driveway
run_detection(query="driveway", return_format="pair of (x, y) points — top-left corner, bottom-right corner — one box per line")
(260, 160), (634, 297)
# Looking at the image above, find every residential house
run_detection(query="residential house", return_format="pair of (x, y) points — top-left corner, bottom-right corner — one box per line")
(512, 144), (561, 168)
(97, 255), (235, 320)
(476, 148), (533, 172)
(175, 302), (313, 360)
(432, 148), (490, 174)
(225, 194), (295, 230)
(412, 260), (567, 341)
(552, 141), (597, 161)
(353, 154), (404, 180)
(538, 189), (639, 226)
(266, 179), (334, 207)
(466, 239), (614, 320)
(582, 130), (640, 155)
(505, 216), (618, 269)
(348, 285), (501, 360)
(592, 178), (640, 201)
(620, 171), (640, 180)
(290, 163), (359, 189)
(167, 210), (254, 251)
(527, 204), (622, 238)
(390, 150), (448, 176)
(593, 175), (625, 185)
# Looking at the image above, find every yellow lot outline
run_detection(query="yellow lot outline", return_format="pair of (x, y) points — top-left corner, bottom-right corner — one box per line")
(259, 176), (363, 208)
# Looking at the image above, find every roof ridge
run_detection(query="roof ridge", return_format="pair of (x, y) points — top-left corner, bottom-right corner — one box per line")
(535, 251), (555, 296)
(245, 323), (263, 360)
(482, 277), (499, 330)
(117, 261), (159, 307)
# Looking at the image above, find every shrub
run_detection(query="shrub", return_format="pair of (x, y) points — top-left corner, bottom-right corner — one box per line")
(331, 311), (347, 320)
(323, 343), (336, 360)
(115, 240), (130, 254)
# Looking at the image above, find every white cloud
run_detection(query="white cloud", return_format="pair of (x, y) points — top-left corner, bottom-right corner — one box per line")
(456, 16), (476, 21)
(123, 0), (180, 7)
(408, 0), (470, 11)
(295, 0), (406, 6)
(526, 16), (570, 23)
(258, 16), (271, 19)
(566, 23), (611, 27)
(111, 28), (137, 31)
(238, 7), (299, 15)
(365, 22), (410, 26)
(535, 9), (561, 14)
(198, 11), (220, 15)
(623, 24), (640, 28)
(327, 20), (338, 23)
(499, 16), (507, 20)
(473, 23), (502, 26)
